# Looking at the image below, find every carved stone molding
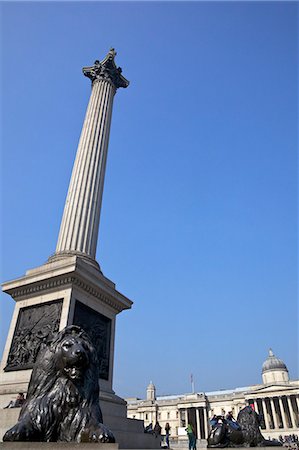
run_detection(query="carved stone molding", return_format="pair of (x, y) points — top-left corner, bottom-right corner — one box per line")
(10, 275), (125, 313)
(83, 48), (129, 89)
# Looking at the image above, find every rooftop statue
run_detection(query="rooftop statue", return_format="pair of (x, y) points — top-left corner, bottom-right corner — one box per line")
(3, 325), (115, 443)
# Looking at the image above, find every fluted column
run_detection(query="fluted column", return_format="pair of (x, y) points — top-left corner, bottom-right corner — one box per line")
(270, 398), (279, 429)
(287, 396), (297, 428)
(52, 49), (129, 263)
(196, 408), (201, 439)
(261, 399), (270, 429)
(278, 397), (287, 429)
(203, 407), (208, 438)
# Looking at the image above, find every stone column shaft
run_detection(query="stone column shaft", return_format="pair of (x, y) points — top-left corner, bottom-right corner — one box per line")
(52, 49), (129, 264)
(56, 80), (114, 259)
(262, 399), (270, 429)
(270, 398), (279, 429)
(203, 407), (208, 439)
(196, 408), (201, 439)
(278, 397), (287, 429)
(287, 396), (297, 428)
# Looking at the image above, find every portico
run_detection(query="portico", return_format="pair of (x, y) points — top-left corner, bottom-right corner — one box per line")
(127, 351), (299, 441)
(247, 391), (299, 433)
(177, 395), (209, 439)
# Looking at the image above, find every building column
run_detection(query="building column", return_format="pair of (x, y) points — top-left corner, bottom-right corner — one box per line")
(53, 49), (129, 263)
(278, 397), (287, 429)
(261, 399), (270, 429)
(270, 398), (279, 429)
(287, 396), (297, 428)
(185, 408), (189, 426)
(203, 407), (208, 439)
(295, 396), (299, 425)
(254, 399), (258, 413)
(196, 408), (201, 439)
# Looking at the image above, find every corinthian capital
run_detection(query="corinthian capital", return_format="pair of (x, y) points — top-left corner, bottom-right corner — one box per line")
(83, 48), (129, 89)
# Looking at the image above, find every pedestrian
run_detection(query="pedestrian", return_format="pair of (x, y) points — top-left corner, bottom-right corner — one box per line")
(154, 421), (162, 438)
(186, 423), (196, 450)
(165, 422), (171, 448)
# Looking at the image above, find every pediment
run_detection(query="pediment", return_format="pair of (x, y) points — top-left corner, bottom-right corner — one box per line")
(247, 383), (298, 395)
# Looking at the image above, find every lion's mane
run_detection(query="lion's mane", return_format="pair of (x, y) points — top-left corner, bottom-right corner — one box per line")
(237, 406), (265, 447)
(3, 325), (114, 443)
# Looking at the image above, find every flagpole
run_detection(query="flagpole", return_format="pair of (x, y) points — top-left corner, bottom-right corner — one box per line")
(191, 374), (195, 393)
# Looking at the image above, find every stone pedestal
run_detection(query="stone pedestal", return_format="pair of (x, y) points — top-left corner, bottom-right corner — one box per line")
(0, 408), (160, 449)
(0, 256), (131, 403)
(0, 443), (118, 449)
(0, 257), (160, 448)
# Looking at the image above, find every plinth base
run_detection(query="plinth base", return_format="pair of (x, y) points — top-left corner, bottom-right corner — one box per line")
(0, 444), (118, 449)
(0, 409), (160, 449)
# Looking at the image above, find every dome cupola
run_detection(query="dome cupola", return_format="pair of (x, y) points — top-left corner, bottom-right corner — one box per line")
(262, 349), (289, 384)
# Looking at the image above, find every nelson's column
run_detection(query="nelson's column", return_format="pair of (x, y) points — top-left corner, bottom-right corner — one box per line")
(0, 50), (153, 447)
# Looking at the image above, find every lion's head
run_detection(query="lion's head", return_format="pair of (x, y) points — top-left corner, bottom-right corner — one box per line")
(26, 325), (100, 404)
(51, 327), (92, 380)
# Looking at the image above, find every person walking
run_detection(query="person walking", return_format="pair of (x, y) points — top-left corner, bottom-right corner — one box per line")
(186, 423), (196, 450)
(154, 421), (162, 438)
(165, 422), (171, 448)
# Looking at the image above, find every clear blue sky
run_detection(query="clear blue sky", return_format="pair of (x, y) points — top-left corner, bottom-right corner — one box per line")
(0, 2), (297, 399)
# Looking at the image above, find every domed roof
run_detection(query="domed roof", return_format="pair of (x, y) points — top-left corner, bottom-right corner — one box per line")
(262, 349), (288, 373)
(147, 381), (155, 389)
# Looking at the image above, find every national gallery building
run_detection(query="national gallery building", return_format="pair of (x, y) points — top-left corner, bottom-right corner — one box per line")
(126, 350), (299, 441)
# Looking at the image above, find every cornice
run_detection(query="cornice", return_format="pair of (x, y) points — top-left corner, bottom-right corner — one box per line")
(6, 273), (131, 314)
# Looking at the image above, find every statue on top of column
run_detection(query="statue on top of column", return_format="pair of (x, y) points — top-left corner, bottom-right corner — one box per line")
(83, 48), (129, 89)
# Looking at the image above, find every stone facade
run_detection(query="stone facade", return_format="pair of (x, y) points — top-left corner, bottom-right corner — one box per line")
(126, 351), (299, 441)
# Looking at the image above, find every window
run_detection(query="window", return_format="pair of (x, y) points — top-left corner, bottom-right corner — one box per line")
(158, 413), (161, 419)
(145, 413), (148, 420)
(167, 412), (170, 419)
(176, 411), (179, 419)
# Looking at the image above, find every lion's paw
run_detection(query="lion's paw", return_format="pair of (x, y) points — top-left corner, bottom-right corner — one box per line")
(81, 425), (115, 444)
(3, 422), (35, 442)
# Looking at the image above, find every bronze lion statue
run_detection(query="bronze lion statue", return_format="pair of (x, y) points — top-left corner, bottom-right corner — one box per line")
(208, 406), (282, 447)
(3, 325), (115, 443)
